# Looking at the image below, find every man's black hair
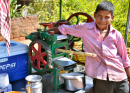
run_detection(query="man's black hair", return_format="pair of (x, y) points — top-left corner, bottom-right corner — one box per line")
(95, 1), (114, 16)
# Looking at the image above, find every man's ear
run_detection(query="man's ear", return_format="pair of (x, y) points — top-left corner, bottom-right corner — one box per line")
(111, 15), (114, 21)
(94, 12), (96, 18)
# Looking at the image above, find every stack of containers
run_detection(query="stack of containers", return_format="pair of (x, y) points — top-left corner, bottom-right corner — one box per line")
(0, 41), (28, 82)
(0, 73), (12, 92)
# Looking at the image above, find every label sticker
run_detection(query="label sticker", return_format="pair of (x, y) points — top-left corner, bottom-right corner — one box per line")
(0, 58), (8, 63)
(0, 62), (16, 71)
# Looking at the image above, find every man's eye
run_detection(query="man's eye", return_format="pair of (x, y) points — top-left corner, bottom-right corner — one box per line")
(97, 15), (102, 19)
(105, 16), (110, 19)
(97, 15), (101, 17)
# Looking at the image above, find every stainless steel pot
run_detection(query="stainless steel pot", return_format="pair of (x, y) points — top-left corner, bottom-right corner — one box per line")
(61, 72), (85, 91)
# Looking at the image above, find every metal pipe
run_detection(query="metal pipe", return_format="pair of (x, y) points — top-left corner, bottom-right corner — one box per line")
(60, 0), (62, 20)
(125, 2), (130, 46)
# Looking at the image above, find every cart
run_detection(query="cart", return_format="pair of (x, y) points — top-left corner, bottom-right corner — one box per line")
(24, 0), (130, 92)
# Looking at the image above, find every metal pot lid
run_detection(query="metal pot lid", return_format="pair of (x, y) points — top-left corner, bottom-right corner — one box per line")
(61, 72), (84, 79)
(25, 75), (42, 82)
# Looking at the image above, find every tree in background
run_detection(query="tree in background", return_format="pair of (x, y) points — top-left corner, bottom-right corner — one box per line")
(13, 0), (130, 46)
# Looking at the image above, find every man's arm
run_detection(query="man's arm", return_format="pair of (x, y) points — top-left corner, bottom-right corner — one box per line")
(116, 32), (130, 79)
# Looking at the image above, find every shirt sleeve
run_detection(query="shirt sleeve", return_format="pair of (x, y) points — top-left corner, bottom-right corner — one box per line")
(58, 23), (85, 38)
(116, 32), (130, 68)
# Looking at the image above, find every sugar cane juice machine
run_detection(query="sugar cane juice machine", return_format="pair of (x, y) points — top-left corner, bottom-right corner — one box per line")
(24, 12), (95, 90)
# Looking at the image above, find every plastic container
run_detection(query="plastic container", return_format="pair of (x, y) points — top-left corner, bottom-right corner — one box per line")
(6, 91), (22, 93)
(0, 84), (12, 93)
(0, 41), (28, 82)
(0, 73), (9, 88)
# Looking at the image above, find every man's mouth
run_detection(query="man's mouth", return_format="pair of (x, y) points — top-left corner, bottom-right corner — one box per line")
(98, 23), (106, 25)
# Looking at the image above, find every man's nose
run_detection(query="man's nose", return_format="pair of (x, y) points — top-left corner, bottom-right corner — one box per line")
(101, 17), (108, 21)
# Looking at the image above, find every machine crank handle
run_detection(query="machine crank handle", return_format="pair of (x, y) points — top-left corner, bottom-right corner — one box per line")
(20, 30), (29, 35)
(56, 49), (97, 57)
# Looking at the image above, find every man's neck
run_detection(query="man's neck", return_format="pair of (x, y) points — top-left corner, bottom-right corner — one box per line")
(96, 25), (110, 33)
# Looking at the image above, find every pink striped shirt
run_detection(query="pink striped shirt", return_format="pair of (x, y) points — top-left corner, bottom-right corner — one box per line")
(58, 22), (130, 81)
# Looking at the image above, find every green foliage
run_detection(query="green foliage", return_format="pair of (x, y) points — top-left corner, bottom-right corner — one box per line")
(10, 0), (22, 18)
(21, 0), (59, 23)
(20, 0), (130, 46)
(111, 0), (129, 37)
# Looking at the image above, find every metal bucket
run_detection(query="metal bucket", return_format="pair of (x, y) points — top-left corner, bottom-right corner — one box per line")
(25, 75), (42, 93)
(61, 72), (85, 91)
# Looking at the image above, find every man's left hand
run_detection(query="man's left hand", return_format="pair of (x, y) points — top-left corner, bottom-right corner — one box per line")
(125, 66), (130, 80)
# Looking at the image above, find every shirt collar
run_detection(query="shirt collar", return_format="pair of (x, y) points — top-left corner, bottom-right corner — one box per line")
(109, 23), (116, 32)
(87, 22), (116, 32)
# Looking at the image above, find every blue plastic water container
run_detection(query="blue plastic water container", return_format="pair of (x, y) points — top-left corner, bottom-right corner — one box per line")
(0, 41), (28, 82)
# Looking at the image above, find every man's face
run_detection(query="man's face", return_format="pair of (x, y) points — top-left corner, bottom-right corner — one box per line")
(94, 10), (114, 31)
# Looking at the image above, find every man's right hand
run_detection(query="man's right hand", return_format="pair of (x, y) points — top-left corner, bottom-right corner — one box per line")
(47, 27), (61, 34)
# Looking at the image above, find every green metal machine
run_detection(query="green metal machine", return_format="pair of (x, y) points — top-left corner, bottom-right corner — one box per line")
(25, 0), (95, 90)
(25, 13), (94, 90)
